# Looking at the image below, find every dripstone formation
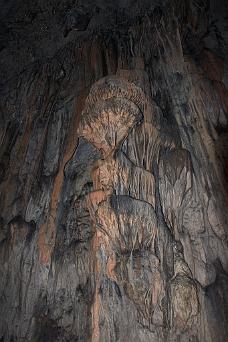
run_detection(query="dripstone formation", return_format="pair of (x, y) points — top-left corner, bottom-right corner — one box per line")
(0, 0), (228, 341)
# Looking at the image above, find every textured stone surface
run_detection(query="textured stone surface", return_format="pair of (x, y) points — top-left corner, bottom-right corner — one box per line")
(0, 0), (228, 341)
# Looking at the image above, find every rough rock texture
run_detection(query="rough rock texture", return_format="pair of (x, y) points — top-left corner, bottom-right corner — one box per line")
(0, 0), (228, 341)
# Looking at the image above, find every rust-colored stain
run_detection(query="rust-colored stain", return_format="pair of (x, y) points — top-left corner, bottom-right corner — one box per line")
(38, 90), (87, 265)
(38, 223), (51, 265)
(86, 190), (107, 215)
(92, 284), (100, 342)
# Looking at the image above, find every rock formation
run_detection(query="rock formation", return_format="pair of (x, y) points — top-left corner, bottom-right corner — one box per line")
(0, 0), (228, 341)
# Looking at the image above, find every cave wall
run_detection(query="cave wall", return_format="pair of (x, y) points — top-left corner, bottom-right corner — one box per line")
(0, 1), (228, 341)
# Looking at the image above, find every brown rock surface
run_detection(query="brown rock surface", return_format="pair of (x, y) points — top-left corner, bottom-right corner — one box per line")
(0, 1), (228, 341)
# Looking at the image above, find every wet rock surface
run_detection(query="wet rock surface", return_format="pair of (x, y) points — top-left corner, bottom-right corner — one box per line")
(0, 0), (228, 341)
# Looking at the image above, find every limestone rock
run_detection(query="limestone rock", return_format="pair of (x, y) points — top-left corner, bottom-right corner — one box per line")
(0, 1), (228, 341)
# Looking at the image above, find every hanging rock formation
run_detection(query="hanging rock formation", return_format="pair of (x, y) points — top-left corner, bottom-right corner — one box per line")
(0, 0), (228, 341)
